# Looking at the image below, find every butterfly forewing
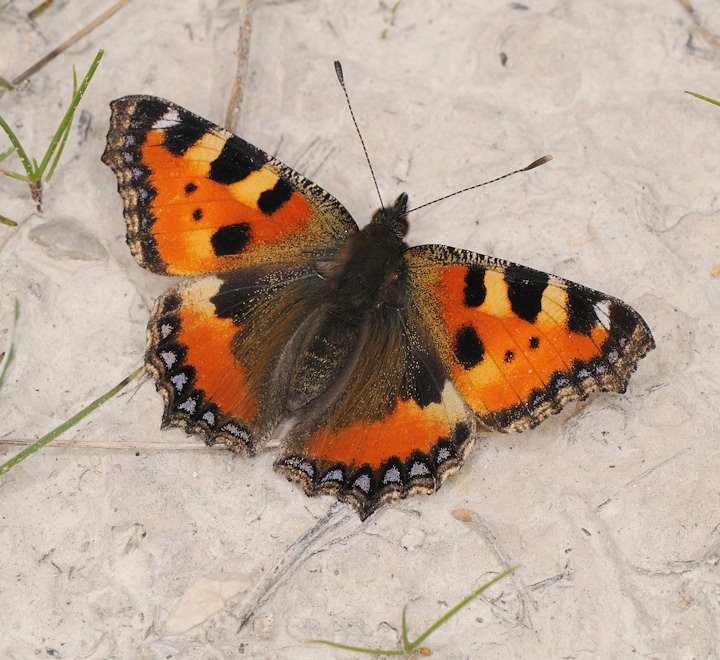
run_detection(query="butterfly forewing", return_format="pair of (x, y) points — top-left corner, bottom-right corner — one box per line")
(404, 244), (655, 433)
(102, 95), (358, 276)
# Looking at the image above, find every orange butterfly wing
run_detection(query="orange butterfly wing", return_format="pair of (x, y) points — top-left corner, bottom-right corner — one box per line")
(145, 263), (325, 450)
(102, 96), (357, 275)
(405, 245), (655, 432)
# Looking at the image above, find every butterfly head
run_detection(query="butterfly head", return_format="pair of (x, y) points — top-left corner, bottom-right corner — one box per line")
(371, 193), (409, 238)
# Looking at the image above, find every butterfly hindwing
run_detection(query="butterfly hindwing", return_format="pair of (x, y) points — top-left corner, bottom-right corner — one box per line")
(276, 302), (477, 518)
(145, 262), (326, 450)
(404, 244), (656, 432)
(102, 95), (358, 276)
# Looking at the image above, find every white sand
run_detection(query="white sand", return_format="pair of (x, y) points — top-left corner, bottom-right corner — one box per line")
(1, 0), (719, 657)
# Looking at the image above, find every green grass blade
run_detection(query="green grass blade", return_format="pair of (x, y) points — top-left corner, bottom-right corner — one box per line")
(401, 604), (411, 651)
(0, 299), (19, 391)
(0, 0), (16, 15)
(44, 63), (79, 181)
(0, 366), (143, 476)
(686, 91), (720, 106)
(46, 115), (72, 181)
(407, 567), (516, 650)
(308, 639), (404, 655)
(308, 567), (515, 655)
(0, 76), (12, 90)
(0, 213), (18, 226)
(381, 0), (401, 38)
(37, 49), (103, 182)
(0, 114), (35, 180)
(0, 144), (17, 162)
(44, 69), (78, 181)
(28, 0), (54, 20)
(1, 169), (28, 181)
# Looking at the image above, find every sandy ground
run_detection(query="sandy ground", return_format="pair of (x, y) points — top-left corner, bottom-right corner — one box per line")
(1, 0), (719, 658)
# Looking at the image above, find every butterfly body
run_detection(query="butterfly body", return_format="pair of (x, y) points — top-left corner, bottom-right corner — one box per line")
(272, 207), (410, 415)
(103, 95), (654, 519)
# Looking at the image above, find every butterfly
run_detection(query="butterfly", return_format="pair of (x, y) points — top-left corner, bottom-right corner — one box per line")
(102, 92), (654, 520)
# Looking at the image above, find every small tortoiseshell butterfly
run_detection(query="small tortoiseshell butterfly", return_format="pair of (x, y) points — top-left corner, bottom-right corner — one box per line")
(102, 88), (654, 519)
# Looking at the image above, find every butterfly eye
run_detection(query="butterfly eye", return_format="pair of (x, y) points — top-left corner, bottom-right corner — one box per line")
(392, 194), (409, 237)
(394, 214), (409, 237)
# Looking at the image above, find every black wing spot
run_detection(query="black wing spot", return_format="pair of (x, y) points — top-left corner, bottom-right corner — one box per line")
(609, 301), (640, 334)
(403, 359), (444, 409)
(211, 223), (251, 257)
(210, 275), (253, 322)
(454, 326), (485, 370)
(208, 136), (260, 184)
(192, 208), (203, 221)
(463, 266), (486, 307)
(126, 99), (167, 145)
(567, 286), (602, 335)
(163, 121), (206, 156)
(505, 265), (548, 324)
(185, 182), (198, 195)
(257, 178), (293, 215)
(504, 349), (514, 363)
(453, 421), (471, 446)
(529, 336), (540, 349)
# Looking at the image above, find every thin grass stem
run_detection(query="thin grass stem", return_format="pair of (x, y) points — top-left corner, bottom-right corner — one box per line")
(686, 91), (720, 106)
(408, 567), (515, 649)
(0, 115), (35, 179)
(0, 299), (19, 391)
(0, 367), (143, 476)
(37, 50), (103, 182)
(309, 567), (515, 655)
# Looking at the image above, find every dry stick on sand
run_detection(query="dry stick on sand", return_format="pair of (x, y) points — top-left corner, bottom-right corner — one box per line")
(10, 0), (134, 87)
(225, 0), (254, 132)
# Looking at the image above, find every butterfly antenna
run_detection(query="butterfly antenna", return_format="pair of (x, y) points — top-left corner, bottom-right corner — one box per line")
(407, 154), (553, 214)
(334, 60), (385, 208)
